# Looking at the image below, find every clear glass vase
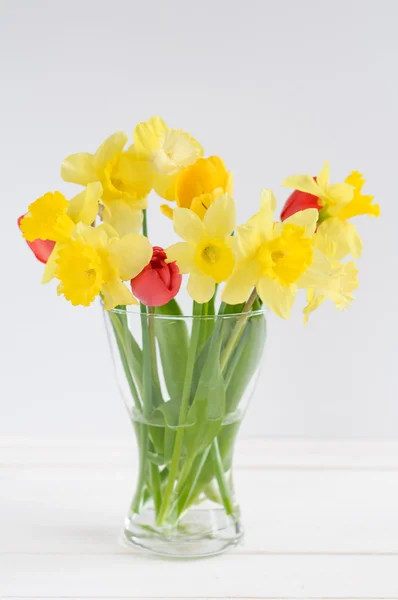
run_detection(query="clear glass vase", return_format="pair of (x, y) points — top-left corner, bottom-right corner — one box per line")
(104, 300), (266, 557)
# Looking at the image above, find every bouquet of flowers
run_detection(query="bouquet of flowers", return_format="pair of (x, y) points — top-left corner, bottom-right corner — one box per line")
(18, 116), (379, 557)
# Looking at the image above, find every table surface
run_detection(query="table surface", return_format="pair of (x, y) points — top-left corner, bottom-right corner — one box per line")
(1, 437), (398, 599)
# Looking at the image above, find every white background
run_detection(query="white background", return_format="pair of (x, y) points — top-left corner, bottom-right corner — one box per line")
(0, 0), (396, 439)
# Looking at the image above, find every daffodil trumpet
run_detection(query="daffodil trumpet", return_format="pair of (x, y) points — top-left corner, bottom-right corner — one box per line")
(18, 118), (378, 556)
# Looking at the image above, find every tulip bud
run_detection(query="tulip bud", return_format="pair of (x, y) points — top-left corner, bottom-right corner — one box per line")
(131, 246), (182, 307)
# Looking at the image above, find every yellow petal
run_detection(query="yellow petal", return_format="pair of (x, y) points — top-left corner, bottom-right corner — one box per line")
(109, 234), (152, 281)
(327, 183), (354, 206)
(235, 223), (263, 259)
(166, 242), (196, 274)
(71, 222), (108, 248)
(101, 280), (138, 310)
(303, 289), (325, 324)
(317, 161), (330, 190)
(102, 200), (144, 237)
(187, 273), (215, 303)
(93, 131), (128, 171)
(283, 208), (319, 237)
(222, 259), (261, 304)
(317, 218), (362, 260)
(296, 248), (331, 289)
(61, 152), (98, 185)
(41, 242), (62, 284)
(160, 204), (174, 219)
(282, 174), (321, 197)
(153, 171), (179, 201)
(67, 182), (102, 225)
(134, 119), (163, 158)
(108, 151), (153, 202)
(20, 191), (74, 243)
(173, 207), (206, 244)
(203, 194), (235, 238)
(257, 276), (296, 319)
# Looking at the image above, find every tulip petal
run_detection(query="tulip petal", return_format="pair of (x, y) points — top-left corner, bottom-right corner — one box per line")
(109, 233), (152, 281)
(93, 131), (128, 171)
(67, 182), (102, 225)
(61, 152), (98, 185)
(187, 273), (215, 303)
(282, 174), (321, 198)
(102, 200), (144, 237)
(173, 207), (206, 244)
(101, 279), (138, 310)
(222, 259), (261, 305)
(257, 276), (296, 319)
(203, 194), (235, 238)
(166, 242), (196, 274)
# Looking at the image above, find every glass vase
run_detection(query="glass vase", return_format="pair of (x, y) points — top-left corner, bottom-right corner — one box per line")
(104, 300), (266, 558)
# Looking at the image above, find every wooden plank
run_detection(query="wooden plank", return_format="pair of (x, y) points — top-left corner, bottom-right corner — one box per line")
(1, 466), (398, 554)
(1, 554), (398, 597)
(2, 438), (398, 469)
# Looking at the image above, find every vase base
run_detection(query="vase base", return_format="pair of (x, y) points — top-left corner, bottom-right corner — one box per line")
(122, 507), (243, 558)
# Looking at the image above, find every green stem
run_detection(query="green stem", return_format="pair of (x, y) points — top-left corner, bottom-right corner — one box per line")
(220, 289), (258, 373)
(142, 209), (148, 237)
(211, 439), (234, 515)
(109, 312), (141, 411)
(157, 301), (203, 526)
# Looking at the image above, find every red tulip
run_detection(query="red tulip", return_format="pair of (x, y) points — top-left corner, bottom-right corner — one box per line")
(17, 216), (55, 264)
(281, 178), (322, 221)
(131, 246), (182, 307)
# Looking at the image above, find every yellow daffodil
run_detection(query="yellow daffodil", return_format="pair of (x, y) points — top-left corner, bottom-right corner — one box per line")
(56, 222), (152, 309)
(19, 183), (103, 283)
(282, 162), (379, 260)
(303, 229), (359, 323)
(166, 194), (236, 303)
(61, 132), (151, 236)
(160, 155), (233, 220)
(134, 116), (203, 201)
(222, 190), (330, 319)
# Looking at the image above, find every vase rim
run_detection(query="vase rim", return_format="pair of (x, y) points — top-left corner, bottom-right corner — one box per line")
(106, 304), (267, 320)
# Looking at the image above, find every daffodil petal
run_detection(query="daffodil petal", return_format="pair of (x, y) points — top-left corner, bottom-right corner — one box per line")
(283, 208), (319, 237)
(67, 182), (102, 225)
(317, 161), (330, 190)
(93, 131), (128, 171)
(102, 200), (144, 237)
(173, 207), (206, 244)
(296, 248), (331, 289)
(153, 171), (179, 201)
(222, 259), (261, 304)
(317, 218), (362, 260)
(134, 120), (162, 157)
(41, 242), (62, 284)
(166, 242), (196, 274)
(327, 183), (354, 206)
(101, 280), (138, 310)
(203, 194), (235, 238)
(235, 224), (263, 259)
(257, 277), (296, 319)
(303, 289), (325, 324)
(109, 234), (152, 281)
(61, 152), (98, 185)
(160, 204), (174, 219)
(71, 222), (108, 248)
(282, 174), (321, 198)
(187, 273), (215, 303)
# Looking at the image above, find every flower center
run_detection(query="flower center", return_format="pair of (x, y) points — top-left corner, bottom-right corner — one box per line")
(195, 240), (234, 283)
(202, 245), (219, 264)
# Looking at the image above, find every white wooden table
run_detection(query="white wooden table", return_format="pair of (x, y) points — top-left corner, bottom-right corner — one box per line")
(1, 438), (398, 599)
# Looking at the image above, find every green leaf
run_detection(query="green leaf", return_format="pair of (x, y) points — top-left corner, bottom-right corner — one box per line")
(183, 337), (226, 465)
(224, 307), (267, 414)
(153, 397), (183, 464)
(155, 299), (189, 401)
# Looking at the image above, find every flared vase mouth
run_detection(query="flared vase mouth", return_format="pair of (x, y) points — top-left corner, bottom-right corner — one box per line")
(105, 303), (267, 320)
